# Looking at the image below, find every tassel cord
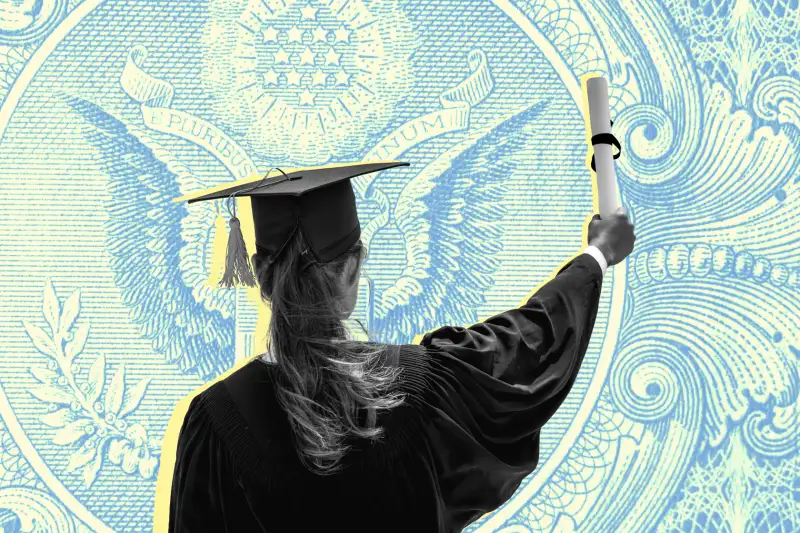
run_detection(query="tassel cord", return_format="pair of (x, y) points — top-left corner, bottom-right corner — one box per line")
(219, 167), (291, 288)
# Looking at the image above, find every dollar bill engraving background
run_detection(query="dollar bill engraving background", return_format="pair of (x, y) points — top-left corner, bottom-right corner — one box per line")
(0, 0), (798, 532)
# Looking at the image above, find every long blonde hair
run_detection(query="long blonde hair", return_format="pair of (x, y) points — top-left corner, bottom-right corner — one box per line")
(252, 228), (407, 475)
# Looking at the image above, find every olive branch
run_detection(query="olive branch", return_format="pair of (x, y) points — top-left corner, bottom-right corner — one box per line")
(21, 279), (161, 488)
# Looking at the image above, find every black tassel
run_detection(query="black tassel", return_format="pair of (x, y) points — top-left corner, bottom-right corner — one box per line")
(219, 216), (257, 288)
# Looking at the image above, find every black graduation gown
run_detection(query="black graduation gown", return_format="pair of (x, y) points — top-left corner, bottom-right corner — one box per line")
(168, 253), (603, 532)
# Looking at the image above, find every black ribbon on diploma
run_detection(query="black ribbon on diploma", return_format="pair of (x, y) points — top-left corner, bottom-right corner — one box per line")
(590, 119), (622, 172)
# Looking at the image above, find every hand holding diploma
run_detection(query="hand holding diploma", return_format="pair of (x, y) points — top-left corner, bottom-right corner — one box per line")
(584, 76), (636, 266)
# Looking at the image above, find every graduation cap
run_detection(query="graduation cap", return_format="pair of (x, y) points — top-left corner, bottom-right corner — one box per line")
(173, 161), (410, 288)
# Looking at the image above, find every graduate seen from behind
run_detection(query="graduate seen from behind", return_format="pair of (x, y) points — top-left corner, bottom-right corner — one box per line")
(168, 161), (636, 533)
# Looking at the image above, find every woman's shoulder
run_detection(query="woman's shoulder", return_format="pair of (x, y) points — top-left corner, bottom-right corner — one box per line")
(202, 341), (474, 421)
(184, 359), (294, 481)
(193, 347), (434, 474)
(208, 344), (434, 431)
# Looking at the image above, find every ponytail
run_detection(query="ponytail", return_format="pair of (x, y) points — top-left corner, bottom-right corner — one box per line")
(252, 229), (407, 475)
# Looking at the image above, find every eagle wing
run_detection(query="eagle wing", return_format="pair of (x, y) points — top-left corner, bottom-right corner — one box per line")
(67, 96), (236, 380)
(373, 100), (549, 342)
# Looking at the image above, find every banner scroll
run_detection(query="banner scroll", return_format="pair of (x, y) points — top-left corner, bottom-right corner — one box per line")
(120, 45), (257, 180)
(357, 48), (494, 195)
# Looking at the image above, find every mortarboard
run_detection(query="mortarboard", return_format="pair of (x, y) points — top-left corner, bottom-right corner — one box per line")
(173, 161), (410, 288)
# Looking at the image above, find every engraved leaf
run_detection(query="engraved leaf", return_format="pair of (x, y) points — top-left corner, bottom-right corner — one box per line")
(29, 366), (59, 384)
(119, 377), (151, 418)
(40, 407), (75, 428)
(59, 289), (81, 336)
(83, 446), (103, 488)
(66, 446), (97, 473)
(87, 354), (106, 405)
(105, 364), (126, 418)
(65, 322), (90, 362)
(52, 419), (89, 445)
(30, 385), (74, 404)
(43, 279), (60, 336)
(22, 320), (56, 357)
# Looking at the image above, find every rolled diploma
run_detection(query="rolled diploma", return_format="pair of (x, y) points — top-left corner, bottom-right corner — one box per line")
(586, 77), (619, 219)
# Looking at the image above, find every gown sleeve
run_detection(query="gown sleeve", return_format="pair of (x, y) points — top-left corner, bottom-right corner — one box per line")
(420, 253), (603, 391)
(168, 394), (263, 533)
(416, 253), (603, 527)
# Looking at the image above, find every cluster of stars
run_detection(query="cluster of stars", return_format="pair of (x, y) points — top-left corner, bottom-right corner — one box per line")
(268, 45), (343, 67)
(264, 68), (350, 87)
(255, 3), (356, 106)
(261, 24), (350, 45)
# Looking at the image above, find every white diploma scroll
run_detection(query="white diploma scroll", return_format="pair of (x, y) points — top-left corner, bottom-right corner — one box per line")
(586, 76), (619, 219)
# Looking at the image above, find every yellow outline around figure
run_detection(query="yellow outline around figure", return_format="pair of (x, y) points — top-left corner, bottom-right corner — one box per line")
(153, 74), (613, 531)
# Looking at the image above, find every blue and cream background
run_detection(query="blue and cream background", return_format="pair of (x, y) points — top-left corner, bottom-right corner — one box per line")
(0, 0), (798, 531)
